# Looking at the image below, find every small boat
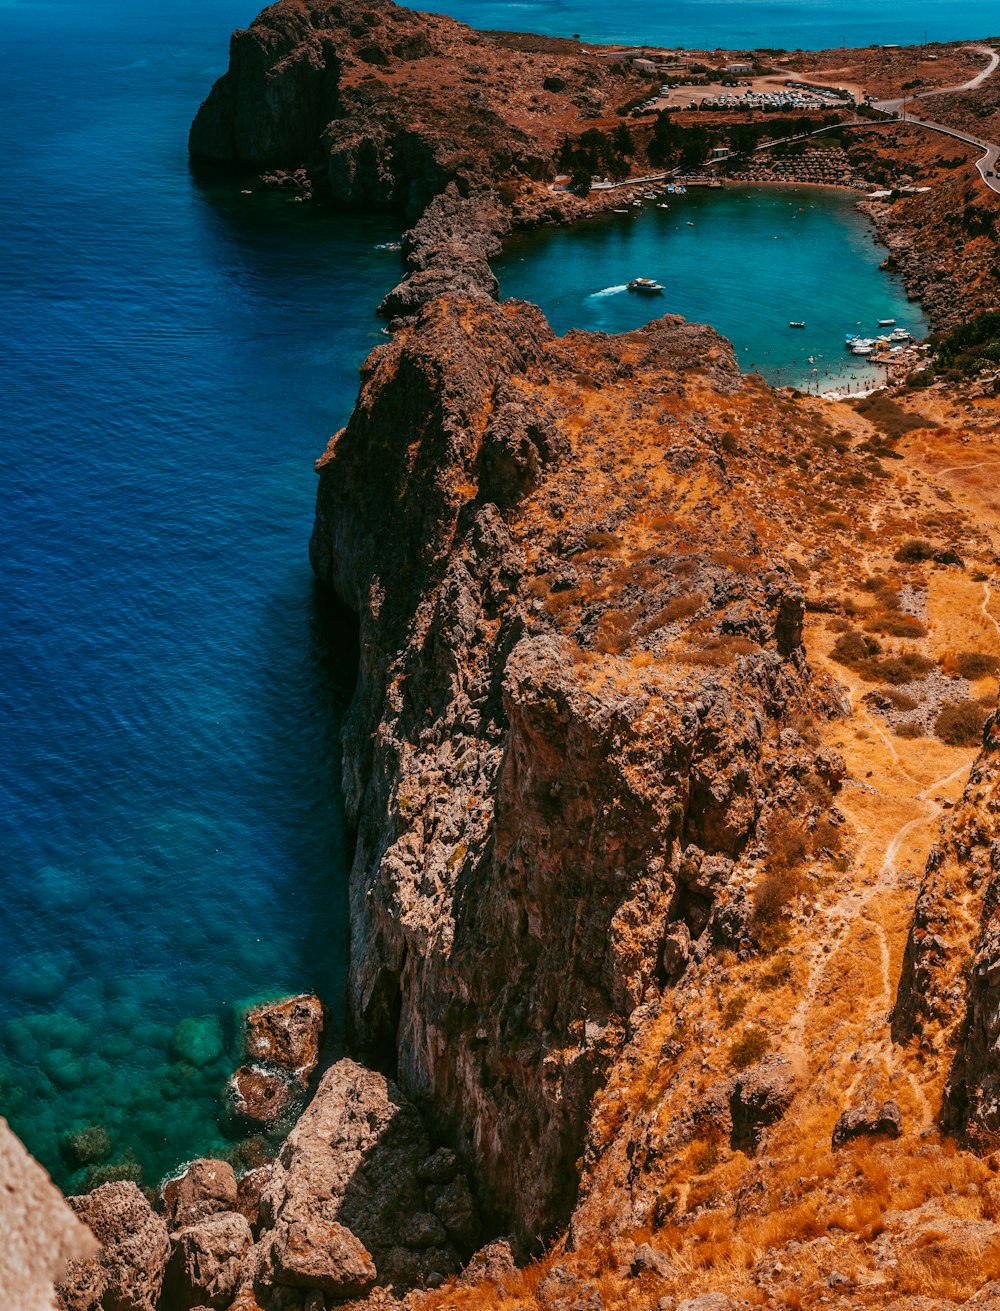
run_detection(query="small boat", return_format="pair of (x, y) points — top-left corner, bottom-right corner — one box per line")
(658, 203), (669, 209)
(613, 208), (629, 214)
(888, 327), (911, 342)
(878, 318), (896, 327)
(632, 199), (642, 207)
(686, 221), (695, 227)
(628, 277), (665, 294)
(789, 321), (805, 329)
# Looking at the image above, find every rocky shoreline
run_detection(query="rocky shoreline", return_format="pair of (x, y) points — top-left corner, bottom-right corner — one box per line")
(15, 4), (1000, 1310)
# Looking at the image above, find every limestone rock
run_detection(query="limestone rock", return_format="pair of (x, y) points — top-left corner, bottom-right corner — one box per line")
(729, 1058), (796, 1153)
(163, 1159), (239, 1230)
(243, 994), (325, 1085)
(0, 1119), (98, 1311)
(458, 1237), (519, 1288)
(831, 1099), (903, 1148)
(60, 1182), (169, 1311)
(267, 1219), (376, 1296)
(310, 290), (821, 1243)
(630, 1243), (677, 1279)
(257, 1059), (474, 1290)
(163, 1211), (253, 1309)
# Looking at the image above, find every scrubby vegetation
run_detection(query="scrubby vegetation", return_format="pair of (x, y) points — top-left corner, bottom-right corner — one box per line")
(929, 309), (1000, 377)
(935, 698), (990, 746)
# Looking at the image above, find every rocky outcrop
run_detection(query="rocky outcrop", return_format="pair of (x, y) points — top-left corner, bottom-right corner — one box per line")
(225, 993), (326, 1130)
(310, 292), (833, 1239)
(831, 1099), (903, 1148)
(188, 0), (625, 215)
(893, 704), (1000, 1138)
(58, 1183), (169, 1311)
(248, 1058), (477, 1298)
(244, 994), (326, 1086)
(0, 1120), (98, 1311)
(893, 705), (1000, 1139)
(378, 186), (510, 324)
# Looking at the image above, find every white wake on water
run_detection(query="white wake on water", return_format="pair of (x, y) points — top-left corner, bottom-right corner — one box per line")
(588, 285), (629, 299)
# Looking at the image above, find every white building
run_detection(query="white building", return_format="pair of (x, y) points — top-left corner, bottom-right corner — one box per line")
(724, 61), (753, 74)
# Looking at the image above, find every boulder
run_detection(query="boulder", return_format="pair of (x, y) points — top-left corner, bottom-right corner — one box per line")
(244, 995), (325, 1086)
(267, 1219), (376, 1297)
(832, 1099), (903, 1148)
(257, 1059), (474, 1291)
(163, 1211), (253, 1309)
(729, 1058), (796, 1152)
(227, 1066), (296, 1128)
(630, 1243), (677, 1279)
(60, 1182), (169, 1311)
(163, 1159), (239, 1230)
(458, 1237), (518, 1288)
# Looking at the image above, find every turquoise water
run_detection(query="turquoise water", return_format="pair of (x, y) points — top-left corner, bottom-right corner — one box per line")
(496, 186), (928, 391)
(416, 0), (998, 50)
(0, 0), (402, 1190)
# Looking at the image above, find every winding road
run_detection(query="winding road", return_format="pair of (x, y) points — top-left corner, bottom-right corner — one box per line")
(878, 45), (1000, 195)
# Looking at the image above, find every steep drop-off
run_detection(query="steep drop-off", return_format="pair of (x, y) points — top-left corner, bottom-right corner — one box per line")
(308, 292), (853, 1239)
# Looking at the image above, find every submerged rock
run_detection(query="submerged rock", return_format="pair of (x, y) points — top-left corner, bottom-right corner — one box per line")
(59, 1126), (112, 1171)
(168, 1017), (224, 1069)
(243, 994), (325, 1086)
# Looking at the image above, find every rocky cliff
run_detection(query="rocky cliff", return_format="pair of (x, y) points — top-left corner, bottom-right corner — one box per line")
(893, 706), (1000, 1136)
(309, 292), (847, 1239)
(189, 0), (637, 216)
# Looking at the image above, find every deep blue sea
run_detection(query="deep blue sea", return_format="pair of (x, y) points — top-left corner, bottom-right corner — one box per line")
(0, 0), (990, 1194)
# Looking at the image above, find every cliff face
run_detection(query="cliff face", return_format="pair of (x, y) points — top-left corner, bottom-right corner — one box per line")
(189, 0), (634, 215)
(309, 294), (843, 1238)
(893, 707), (1000, 1135)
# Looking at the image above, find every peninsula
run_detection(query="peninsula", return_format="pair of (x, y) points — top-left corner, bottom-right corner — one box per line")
(20, 1), (1000, 1309)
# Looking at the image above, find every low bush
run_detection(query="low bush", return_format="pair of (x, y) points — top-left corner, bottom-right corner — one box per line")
(729, 1026), (771, 1071)
(935, 698), (989, 746)
(951, 651), (1000, 680)
(867, 614), (927, 639)
(895, 538), (935, 564)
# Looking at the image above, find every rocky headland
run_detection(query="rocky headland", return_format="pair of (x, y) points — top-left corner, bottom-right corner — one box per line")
(11, 4), (1000, 1311)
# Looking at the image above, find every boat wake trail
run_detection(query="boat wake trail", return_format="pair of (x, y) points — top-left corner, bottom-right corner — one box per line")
(589, 284), (629, 299)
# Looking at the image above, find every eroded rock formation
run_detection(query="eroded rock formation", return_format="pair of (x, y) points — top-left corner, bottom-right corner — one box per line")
(309, 292), (839, 1238)
(189, 0), (635, 216)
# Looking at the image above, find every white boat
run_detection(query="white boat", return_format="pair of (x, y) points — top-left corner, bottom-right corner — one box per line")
(878, 318), (897, 327)
(789, 320), (805, 329)
(628, 277), (665, 294)
(686, 221), (695, 227)
(888, 327), (911, 342)
(613, 208), (629, 214)
(850, 338), (875, 355)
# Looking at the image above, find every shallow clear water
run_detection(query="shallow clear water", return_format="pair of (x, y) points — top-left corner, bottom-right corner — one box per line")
(496, 186), (928, 391)
(0, 0), (401, 1190)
